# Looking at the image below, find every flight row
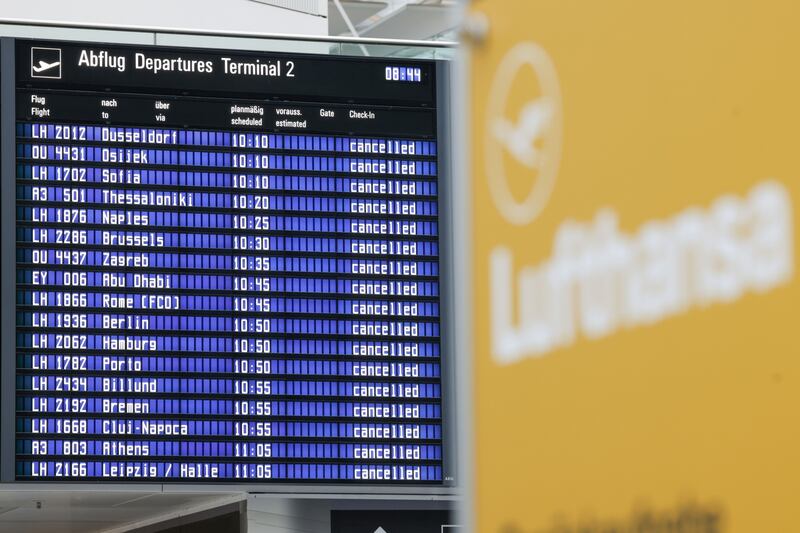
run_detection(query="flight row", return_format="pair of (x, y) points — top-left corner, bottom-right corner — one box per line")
(18, 144), (438, 176)
(17, 276), (438, 296)
(19, 357), (440, 377)
(17, 397), (442, 419)
(20, 293), (436, 314)
(17, 461), (442, 481)
(18, 418), (442, 439)
(19, 123), (438, 156)
(18, 339), (438, 357)
(20, 167), (438, 196)
(17, 377), (440, 398)
(17, 440), (442, 460)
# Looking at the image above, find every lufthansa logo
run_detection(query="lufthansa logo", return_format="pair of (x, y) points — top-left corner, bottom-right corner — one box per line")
(485, 42), (562, 226)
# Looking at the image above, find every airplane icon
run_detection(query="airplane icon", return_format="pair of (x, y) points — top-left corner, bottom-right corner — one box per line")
(491, 96), (554, 169)
(32, 60), (61, 73)
(31, 47), (62, 79)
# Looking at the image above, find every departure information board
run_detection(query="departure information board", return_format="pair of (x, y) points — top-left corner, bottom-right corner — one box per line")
(7, 39), (449, 483)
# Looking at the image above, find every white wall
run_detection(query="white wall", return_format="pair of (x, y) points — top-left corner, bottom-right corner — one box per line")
(2, 0), (327, 36)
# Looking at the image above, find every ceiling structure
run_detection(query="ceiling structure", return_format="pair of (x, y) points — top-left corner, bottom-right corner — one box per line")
(329, 0), (458, 41)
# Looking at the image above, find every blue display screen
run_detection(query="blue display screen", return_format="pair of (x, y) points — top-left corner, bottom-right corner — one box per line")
(385, 66), (423, 83)
(13, 39), (445, 483)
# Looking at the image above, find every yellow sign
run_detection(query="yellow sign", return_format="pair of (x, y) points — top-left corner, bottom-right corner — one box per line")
(466, 1), (800, 531)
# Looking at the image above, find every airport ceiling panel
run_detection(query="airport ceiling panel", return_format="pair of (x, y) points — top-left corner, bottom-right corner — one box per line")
(329, 1), (457, 40)
(329, 0), (387, 35)
(250, 0), (328, 16)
